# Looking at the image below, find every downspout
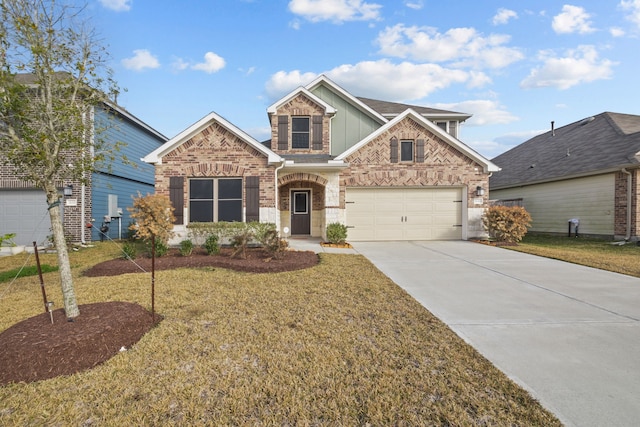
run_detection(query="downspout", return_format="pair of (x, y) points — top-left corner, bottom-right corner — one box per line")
(621, 168), (632, 241)
(274, 160), (286, 233)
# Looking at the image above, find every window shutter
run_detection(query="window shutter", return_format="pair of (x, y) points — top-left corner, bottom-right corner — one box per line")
(277, 116), (288, 150)
(416, 139), (425, 163)
(312, 115), (323, 150)
(245, 176), (260, 222)
(390, 137), (398, 163)
(169, 176), (184, 225)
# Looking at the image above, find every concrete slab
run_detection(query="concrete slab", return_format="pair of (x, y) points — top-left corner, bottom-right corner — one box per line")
(353, 240), (640, 427)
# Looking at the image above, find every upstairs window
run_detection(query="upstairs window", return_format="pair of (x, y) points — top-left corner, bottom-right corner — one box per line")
(400, 140), (414, 162)
(292, 117), (310, 149)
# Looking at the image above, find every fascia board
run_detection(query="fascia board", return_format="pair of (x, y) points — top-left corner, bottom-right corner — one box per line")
(142, 112), (282, 164)
(266, 87), (337, 115)
(335, 108), (500, 173)
(304, 75), (387, 125)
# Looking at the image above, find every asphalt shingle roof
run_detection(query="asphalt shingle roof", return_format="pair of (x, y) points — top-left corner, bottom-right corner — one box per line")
(356, 97), (470, 118)
(490, 112), (640, 190)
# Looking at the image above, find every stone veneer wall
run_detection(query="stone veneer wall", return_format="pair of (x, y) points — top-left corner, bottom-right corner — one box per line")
(614, 169), (638, 240)
(154, 122), (276, 223)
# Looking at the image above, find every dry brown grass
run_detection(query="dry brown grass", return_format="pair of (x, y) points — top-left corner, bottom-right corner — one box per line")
(0, 242), (561, 426)
(508, 234), (640, 278)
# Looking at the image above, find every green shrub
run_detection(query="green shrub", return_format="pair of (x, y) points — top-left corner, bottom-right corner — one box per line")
(326, 222), (348, 244)
(482, 206), (532, 243)
(179, 239), (193, 256)
(204, 234), (219, 255)
(231, 228), (254, 259)
(146, 239), (168, 257)
(121, 241), (138, 260)
(260, 229), (288, 258)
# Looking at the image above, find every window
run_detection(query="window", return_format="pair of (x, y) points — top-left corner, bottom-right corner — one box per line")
(400, 140), (414, 162)
(292, 117), (310, 149)
(189, 178), (242, 222)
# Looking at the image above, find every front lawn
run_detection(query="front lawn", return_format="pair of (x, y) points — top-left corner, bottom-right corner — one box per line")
(508, 234), (640, 278)
(0, 242), (560, 425)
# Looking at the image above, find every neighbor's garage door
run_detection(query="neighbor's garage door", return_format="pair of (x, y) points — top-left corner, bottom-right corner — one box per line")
(346, 187), (462, 241)
(0, 190), (50, 246)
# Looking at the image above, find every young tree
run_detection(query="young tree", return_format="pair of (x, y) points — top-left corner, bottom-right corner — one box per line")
(0, 0), (119, 319)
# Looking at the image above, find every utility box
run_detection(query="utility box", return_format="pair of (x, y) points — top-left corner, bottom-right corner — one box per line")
(568, 218), (580, 237)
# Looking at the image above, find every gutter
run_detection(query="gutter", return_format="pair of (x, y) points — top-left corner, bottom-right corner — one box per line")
(621, 168), (632, 240)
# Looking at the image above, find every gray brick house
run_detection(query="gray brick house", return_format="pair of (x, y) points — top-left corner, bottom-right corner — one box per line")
(143, 75), (498, 242)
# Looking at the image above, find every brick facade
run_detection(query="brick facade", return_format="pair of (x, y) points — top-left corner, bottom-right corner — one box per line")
(270, 94), (331, 155)
(614, 169), (638, 238)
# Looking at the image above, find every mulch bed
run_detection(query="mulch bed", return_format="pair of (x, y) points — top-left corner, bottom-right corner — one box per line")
(1, 248), (318, 386)
(83, 247), (319, 276)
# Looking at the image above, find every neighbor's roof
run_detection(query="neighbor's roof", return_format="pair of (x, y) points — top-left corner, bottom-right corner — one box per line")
(357, 97), (471, 121)
(490, 112), (640, 190)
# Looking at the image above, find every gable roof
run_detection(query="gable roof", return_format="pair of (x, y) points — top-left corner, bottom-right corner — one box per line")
(267, 86), (337, 116)
(357, 97), (471, 121)
(335, 109), (499, 173)
(490, 112), (640, 190)
(142, 112), (283, 165)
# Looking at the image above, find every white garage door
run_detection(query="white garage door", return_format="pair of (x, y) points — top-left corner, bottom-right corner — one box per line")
(0, 190), (51, 246)
(346, 187), (463, 241)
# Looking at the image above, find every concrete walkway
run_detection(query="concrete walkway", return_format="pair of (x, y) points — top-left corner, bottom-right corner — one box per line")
(348, 240), (640, 427)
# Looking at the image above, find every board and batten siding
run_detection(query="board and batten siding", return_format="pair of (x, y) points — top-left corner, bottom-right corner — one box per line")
(310, 85), (381, 156)
(491, 174), (615, 235)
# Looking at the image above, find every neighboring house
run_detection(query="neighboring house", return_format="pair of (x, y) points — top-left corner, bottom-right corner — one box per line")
(143, 75), (498, 242)
(0, 102), (167, 246)
(490, 112), (640, 240)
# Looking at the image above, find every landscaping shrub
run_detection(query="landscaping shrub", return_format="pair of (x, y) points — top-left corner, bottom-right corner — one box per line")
(146, 239), (168, 258)
(204, 234), (219, 255)
(231, 228), (254, 259)
(326, 222), (348, 244)
(482, 205), (532, 243)
(179, 239), (193, 256)
(260, 228), (289, 258)
(121, 241), (138, 260)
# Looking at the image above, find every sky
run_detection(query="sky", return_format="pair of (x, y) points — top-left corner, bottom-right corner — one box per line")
(88, 0), (640, 159)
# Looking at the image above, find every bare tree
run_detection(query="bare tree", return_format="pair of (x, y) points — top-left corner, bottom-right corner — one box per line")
(0, 0), (120, 319)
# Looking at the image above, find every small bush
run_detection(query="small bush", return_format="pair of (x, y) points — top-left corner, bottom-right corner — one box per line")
(261, 229), (288, 258)
(231, 229), (254, 259)
(146, 239), (168, 257)
(204, 234), (219, 255)
(179, 239), (193, 256)
(326, 222), (348, 244)
(121, 242), (138, 260)
(482, 206), (532, 243)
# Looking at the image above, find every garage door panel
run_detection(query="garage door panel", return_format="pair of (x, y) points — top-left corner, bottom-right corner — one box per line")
(346, 188), (462, 241)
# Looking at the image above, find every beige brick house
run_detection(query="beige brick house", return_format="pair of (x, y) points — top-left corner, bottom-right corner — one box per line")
(143, 75), (499, 242)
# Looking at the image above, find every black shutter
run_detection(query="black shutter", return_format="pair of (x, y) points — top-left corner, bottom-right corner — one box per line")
(416, 139), (425, 163)
(277, 116), (288, 150)
(169, 176), (184, 225)
(390, 137), (398, 163)
(312, 115), (323, 150)
(245, 176), (260, 222)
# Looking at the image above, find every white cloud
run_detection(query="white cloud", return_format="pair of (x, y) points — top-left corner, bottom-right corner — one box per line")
(405, 1), (423, 10)
(520, 45), (615, 90)
(288, 0), (382, 23)
(171, 57), (189, 72)
(492, 8), (518, 26)
(375, 24), (524, 69)
(433, 100), (518, 126)
(265, 60), (487, 103)
(610, 27), (625, 37)
(552, 5), (595, 34)
(121, 49), (160, 71)
(620, 0), (640, 28)
(192, 52), (226, 74)
(99, 0), (131, 12)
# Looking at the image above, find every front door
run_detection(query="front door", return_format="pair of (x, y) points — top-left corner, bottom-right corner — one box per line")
(291, 190), (311, 235)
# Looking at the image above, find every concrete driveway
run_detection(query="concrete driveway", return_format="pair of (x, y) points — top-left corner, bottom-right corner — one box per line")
(352, 240), (640, 427)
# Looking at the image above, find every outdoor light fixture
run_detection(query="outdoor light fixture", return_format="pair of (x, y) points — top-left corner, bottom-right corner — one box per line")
(63, 184), (73, 197)
(476, 186), (485, 197)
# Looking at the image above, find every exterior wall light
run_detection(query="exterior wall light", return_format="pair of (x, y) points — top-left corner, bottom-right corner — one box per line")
(476, 186), (485, 197)
(63, 184), (73, 196)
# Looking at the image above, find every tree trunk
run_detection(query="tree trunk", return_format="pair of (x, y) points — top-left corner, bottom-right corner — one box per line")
(47, 188), (80, 319)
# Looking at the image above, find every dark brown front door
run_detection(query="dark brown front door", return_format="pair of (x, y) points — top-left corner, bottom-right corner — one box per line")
(291, 190), (310, 235)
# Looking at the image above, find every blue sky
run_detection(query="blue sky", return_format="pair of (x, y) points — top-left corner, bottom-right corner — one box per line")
(91, 0), (640, 159)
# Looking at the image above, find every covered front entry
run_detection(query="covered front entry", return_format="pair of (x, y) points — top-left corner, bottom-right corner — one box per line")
(346, 187), (463, 241)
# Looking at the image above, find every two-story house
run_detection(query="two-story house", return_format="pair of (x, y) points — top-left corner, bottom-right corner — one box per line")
(143, 75), (498, 242)
(0, 101), (167, 246)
